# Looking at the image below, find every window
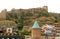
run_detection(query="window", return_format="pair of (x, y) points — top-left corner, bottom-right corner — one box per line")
(7, 28), (12, 33)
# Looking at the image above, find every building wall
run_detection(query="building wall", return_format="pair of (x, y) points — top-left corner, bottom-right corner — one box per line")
(0, 9), (7, 20)
(32, 28), (41, 39)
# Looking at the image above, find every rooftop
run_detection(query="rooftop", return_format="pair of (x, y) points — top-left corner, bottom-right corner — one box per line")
(32, 21), (40, 28)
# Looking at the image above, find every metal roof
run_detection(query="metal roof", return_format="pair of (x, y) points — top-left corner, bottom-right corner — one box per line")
(32, 21), (40, 28)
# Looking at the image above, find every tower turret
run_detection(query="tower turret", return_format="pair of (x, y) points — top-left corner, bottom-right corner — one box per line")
(31, 21), (41, 39)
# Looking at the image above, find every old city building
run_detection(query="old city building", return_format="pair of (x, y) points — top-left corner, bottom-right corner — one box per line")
(0, 20), (18, 36)
(31, 21), (41, 39)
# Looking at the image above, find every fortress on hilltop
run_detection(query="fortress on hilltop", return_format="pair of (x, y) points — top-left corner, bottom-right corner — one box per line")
(0, 6), (48, 20)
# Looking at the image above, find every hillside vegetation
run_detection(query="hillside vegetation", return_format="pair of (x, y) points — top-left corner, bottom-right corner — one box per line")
(0, 6), (60, 30)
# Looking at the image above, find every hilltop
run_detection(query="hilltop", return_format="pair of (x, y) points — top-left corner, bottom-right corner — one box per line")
(0, 6), (60, 30)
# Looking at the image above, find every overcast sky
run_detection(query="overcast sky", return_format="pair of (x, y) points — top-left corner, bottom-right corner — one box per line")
(0, 0), (60, 13)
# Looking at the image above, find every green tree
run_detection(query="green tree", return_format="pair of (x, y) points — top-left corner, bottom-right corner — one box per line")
(54, 19), (59, 23)
(17, 12), (25, 30)
(17, 24), (23, 30)
(21, 30), (31, 36)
